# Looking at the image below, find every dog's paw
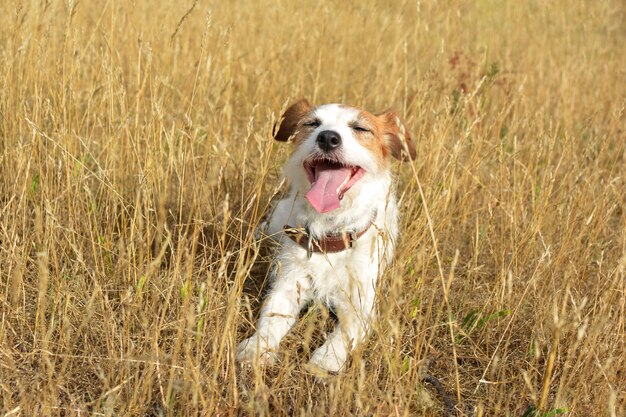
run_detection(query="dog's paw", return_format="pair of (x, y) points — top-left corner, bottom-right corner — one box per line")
(303, 361), (335, 380)
(308, 347), (345, 373)
(236, 335), (278, 366)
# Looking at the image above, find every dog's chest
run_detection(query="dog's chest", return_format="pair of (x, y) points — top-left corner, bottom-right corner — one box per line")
(289, 232), (383, 297)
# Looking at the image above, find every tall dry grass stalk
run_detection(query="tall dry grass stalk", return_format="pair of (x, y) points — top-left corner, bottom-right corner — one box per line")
(1, 0), (624, 415)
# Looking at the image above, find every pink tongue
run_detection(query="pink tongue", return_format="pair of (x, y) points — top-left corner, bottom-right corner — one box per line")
(305, 163), (351, 213)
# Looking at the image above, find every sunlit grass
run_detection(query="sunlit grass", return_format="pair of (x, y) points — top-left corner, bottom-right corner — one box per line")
(1, 0), (624, 415)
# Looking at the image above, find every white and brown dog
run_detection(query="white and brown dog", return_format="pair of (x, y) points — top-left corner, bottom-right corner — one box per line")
(237, 99), (415, 373)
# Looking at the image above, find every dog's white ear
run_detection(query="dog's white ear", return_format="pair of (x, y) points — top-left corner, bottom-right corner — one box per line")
(274, 99), (312, 142)
(377, 110), (416, 161)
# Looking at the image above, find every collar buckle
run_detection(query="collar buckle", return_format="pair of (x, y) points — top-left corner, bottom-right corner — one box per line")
(346, 230), (357, 248)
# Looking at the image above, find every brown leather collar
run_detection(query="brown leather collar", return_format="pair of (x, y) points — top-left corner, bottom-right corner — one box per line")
(283, 212), (377, 258)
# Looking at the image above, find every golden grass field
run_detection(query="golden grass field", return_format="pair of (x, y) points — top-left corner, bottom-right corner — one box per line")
(1, 0), (625, 415)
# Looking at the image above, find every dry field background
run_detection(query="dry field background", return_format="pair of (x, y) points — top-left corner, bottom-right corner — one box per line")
(1, 0), (625, 416)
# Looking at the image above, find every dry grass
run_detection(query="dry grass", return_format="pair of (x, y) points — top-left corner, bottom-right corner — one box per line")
(1, 0), (625, 416)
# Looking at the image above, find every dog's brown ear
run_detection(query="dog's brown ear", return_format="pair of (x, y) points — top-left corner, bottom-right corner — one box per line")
(377, 110), (416, 161)
(274, 99), (312, 142)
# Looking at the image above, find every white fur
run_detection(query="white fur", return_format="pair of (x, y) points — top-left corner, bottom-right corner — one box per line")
(237, 104), (399, 372)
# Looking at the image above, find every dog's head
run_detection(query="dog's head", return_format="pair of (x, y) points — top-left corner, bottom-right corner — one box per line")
(274, 99), (415, 214)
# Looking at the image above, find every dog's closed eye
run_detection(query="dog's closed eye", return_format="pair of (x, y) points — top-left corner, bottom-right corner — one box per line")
(352, 125), (371, 133)
(303, 119), (321, 128)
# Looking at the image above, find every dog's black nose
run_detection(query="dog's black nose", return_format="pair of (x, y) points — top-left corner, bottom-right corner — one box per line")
(316, 130), (342, 152)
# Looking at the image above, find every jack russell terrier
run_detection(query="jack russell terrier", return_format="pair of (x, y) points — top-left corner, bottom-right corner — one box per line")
(237, 99), (415, 373)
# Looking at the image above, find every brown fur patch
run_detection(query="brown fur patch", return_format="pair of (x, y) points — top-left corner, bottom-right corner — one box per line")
(274, 99), (312, 142)
(353, 110), (391, 169)
(376, 110), (416, 161)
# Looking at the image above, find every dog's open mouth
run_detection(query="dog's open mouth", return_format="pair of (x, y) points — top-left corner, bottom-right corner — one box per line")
(303, 158), (365, 213)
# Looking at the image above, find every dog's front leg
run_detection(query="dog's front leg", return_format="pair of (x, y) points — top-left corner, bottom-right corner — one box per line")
(237, 264), (312, 365)
(308, 280), (376, 373)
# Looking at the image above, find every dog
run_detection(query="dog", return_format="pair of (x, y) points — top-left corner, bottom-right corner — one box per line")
(237, 99), (415, 373)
